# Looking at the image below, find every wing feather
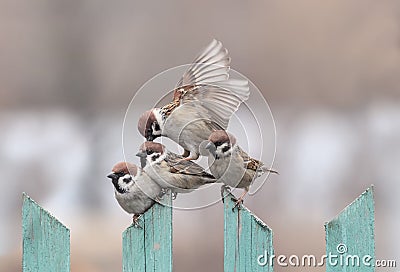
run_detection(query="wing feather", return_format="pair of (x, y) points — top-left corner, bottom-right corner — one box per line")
(166, 152), (215, 178)
(172, 39), (250, 129)
(180, 80), (250, 129)
(176, 39), (230, 87)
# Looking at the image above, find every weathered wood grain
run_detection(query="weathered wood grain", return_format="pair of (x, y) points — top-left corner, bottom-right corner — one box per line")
(325, 186), (375, 272)
(22, 193), (70, 272)
(223, 188), (274, 272)
(122, 192), (172, 272)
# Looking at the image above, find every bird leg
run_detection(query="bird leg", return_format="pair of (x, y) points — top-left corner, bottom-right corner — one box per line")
(220, 185), (231, 203)
(132, 214), (143, 229)
(232, 189), (248, 211)
(176, 152), (199, 162)
(155, 190), (166, 202)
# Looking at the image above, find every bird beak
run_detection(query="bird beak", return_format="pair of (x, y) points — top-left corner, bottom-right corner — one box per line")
(136, 151), (147, 168)
(205, 142), (217, 157)
(136, 151), (147, 158)
(107, 173), (117, 180)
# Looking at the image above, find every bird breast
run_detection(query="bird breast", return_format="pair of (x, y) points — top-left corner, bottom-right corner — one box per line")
(114, 174), (160, 215)
(209, 152), (253, 189)
(163, 107), (215, 153)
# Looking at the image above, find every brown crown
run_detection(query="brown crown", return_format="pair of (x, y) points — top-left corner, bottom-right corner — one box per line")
(139, 141), (165, 153)
(111, 162), (138, 176)
(208, 130), (236, 145)
(137, 110), (156, 137)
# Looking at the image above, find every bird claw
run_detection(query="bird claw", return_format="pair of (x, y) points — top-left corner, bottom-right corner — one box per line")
(220, 185), (231, 203)
(231, 197), (243, 212)
(172, 192), (178, 200)
(132, 215), (143, 229)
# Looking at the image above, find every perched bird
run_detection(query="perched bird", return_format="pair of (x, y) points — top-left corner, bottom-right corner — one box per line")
(205, 130), (278, 208)
(107, 162), (162, 226)
(136, 141), (217, 194)
(137, 39), (250, 160)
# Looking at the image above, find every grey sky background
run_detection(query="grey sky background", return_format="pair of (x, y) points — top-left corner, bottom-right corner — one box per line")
(1, 1), (399, 271)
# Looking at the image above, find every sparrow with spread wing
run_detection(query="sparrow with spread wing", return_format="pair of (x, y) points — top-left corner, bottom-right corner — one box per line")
(205, 130), (278, 209)
(107, 162), (162, 226)
(136, 141), (216, 195)
(138, 39), (250, 160)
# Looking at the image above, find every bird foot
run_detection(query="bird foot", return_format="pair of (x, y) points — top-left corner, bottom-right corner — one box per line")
(231, 197), (244, 212)
(132, 215), (143, 229)
(171, 191), (178, 200)
(220, 185), (231, 203)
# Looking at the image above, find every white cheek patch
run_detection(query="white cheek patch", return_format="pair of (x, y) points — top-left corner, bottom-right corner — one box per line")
(118, 174), (134, 192)
(153, 109), (165, 131)
(152, 123), (162, 136)
(216, 143), (232, 157)
(147, 152), (166, 165)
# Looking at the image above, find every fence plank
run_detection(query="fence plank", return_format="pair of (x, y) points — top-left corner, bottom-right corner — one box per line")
(122, 192), (173, 272)
(223, 188), (274, 272)
(325, 186), (375, 272)
(22, 193), (70, 272)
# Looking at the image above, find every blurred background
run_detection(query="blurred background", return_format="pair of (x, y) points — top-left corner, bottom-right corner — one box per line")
(1, 0), (399, 271)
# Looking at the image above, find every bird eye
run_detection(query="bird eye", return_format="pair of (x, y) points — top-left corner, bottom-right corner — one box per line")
(146, 150), (154, 155)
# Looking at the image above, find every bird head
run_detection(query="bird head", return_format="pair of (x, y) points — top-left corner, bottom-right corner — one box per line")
(137, 109), (162, 141)
(136, 141), (165, 168)
(205, 130), (236, 159)
(107, 162), (138, 194)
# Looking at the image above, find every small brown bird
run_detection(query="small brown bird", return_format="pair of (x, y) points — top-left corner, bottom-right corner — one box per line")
(137, 39), (250, 161)
(107, 162), (162, 226)
(136, 141), (217, 194)
(205, 130), (278, 208)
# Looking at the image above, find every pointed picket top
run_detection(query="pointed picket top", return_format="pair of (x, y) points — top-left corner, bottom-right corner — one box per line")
(22, 193), (70, 272)
(325, 186), (375, 272)
(122, 192), (173, 272)
(223, 188), (274, 272)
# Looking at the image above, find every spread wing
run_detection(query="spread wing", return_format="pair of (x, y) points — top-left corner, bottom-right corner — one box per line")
(170, 39), (250, 129)
(176, 39), (230, 87)
(177, 80), (249, 129)
(166, 152), (215, 179)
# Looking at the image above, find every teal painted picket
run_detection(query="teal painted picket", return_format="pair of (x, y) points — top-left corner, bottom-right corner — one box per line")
(325, 186), (375, 272)
(21, 187), (375, 271)
(122, 193), (172, 272)
(223, 188), (273, 272)
(22, 193), (70, 272)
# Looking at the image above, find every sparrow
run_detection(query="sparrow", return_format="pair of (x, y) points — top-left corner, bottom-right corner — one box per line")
(107, 161), (162, 226)
(205, 130), (278, 208)
(137, 39), (250, 160)
(135, 141), (217, 194)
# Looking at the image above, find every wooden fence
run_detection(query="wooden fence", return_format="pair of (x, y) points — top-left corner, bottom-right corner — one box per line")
(22, 186), (374, 271)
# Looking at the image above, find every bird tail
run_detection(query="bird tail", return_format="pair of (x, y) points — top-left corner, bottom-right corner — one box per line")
(259, 165), (279, 177)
